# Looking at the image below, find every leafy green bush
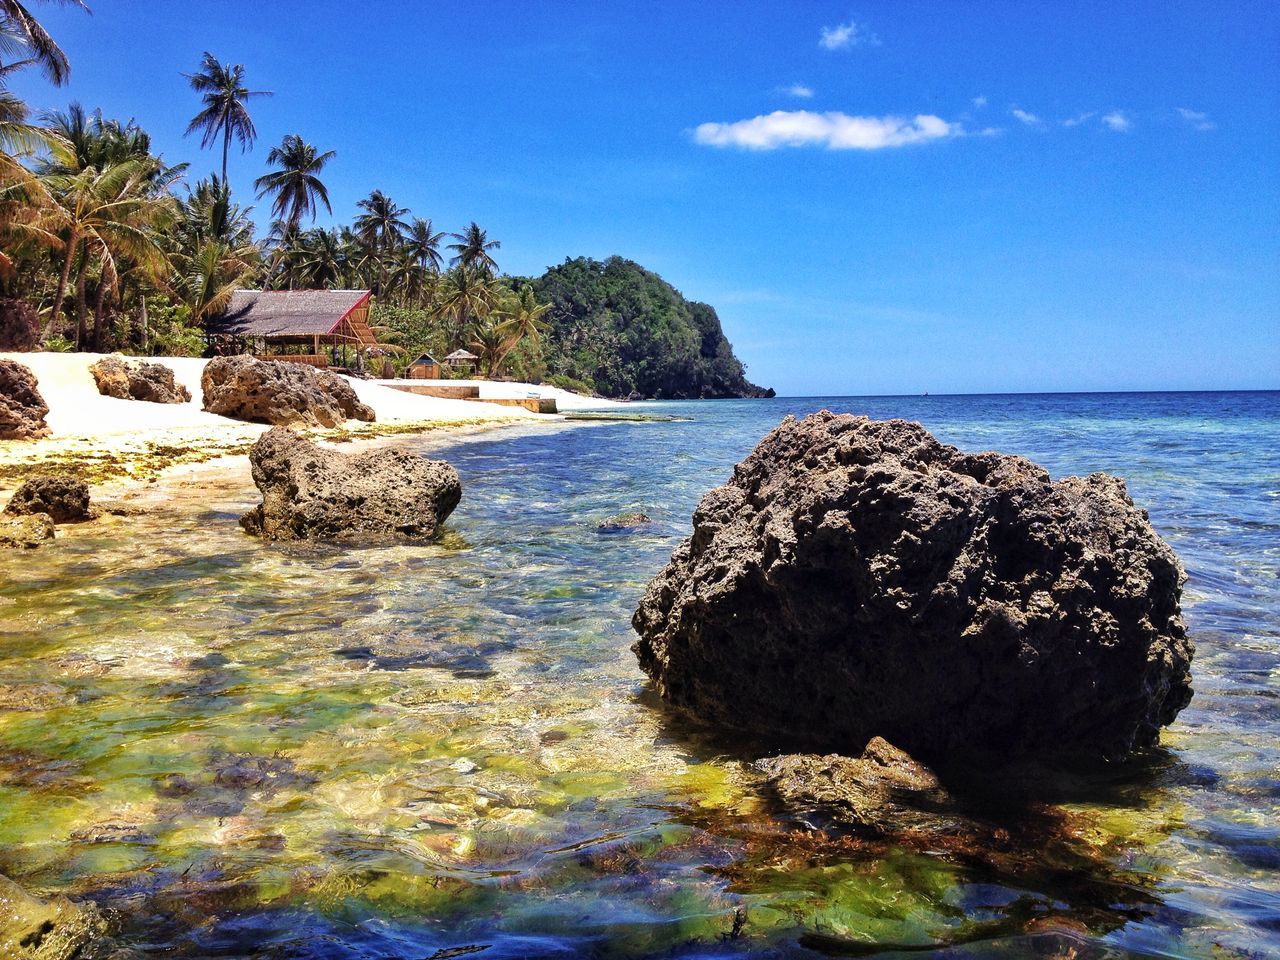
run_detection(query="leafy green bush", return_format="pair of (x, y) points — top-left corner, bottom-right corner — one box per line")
(42, 334), (74, 353)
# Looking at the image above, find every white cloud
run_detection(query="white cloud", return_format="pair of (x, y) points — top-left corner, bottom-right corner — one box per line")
(782, 84), (815, 99)
(1010, 107), (1041, 126)
(972, 96), (987, 108)
(820, 19), (879, 50)
(1061, 111), (1095, 127)
(1177, 107), (1215, 131)
(692, 111), (956, 151)
(1102, 111), (1131, 132)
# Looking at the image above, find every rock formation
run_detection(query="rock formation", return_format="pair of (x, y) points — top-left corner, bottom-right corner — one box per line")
(4, 476), (93, 523)
(201, 355), (375, 428)
(0, 513), (54, 549)
(0, 298), (41, 351)
(0, 873), (117, 959)
(633, 412), (1194, 769)
(0, 359), (50, 440)
(240, 427), (461, 543)
(89, 356), (191, 404)
(597, 512), (653, 533)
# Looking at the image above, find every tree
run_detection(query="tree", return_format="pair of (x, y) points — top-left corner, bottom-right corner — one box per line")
(447, 221), (499, 272)
(435, 265), (493, 348)
(183, 52), (271, 183)
(0, 0), (89, 87)
(254, 133), (334, 230)
(170, 176), (260, 322)
(404, 216), (444, 273)
(353, 189), (408, 296)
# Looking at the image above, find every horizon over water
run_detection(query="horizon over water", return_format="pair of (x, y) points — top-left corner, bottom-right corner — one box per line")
(0, 389), (1277, 957)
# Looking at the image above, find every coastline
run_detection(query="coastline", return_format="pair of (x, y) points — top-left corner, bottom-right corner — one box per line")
(0, 352), (590, 499)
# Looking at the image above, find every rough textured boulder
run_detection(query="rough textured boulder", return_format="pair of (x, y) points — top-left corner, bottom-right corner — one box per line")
(201, 355), (375, 427)
(633, 412), (1194, 769)
(241, 427), (461, 543)
(757, 738), (959, 835)
(4, 475), (92, 523)
(0, 513), (54, 549)
(0, 873), (116, 959)
(0, 298), (41, 351)
(0, 359), (50, 440)
(89, 356), (191, 404)
(597, 512), (653, 533)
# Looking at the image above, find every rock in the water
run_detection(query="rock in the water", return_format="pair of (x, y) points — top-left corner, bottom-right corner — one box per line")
(201, 355), (375, 427)
(756, 737), (959, 834)
(597, 512), (653, 533)
(240, 427), (461, 542)
(89, 356), (191, 404)
(632, 412), (1194, 769)
(0, 513), (54, 549)
(0, 873), (115, 959)
(0, 359), (50, 440)
(4, 476), (92, 523)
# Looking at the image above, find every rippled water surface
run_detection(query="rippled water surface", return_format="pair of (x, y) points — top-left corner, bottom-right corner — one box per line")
(1, 391), (1277, 958)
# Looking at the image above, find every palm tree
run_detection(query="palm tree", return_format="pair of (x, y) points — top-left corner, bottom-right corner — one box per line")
(170, 176), (260, 322)
(447, 221), (500, 272)
(353, 189), (408, 296)
(0, 0), (89, 87)
(405, 217), (444, 273)
(183, 52), (271, 183)
(297, 228), (346, 289)
(435, 265), (493, 348)
(254, 134), (335, 230)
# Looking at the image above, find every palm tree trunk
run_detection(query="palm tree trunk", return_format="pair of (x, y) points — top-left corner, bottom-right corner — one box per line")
(140, 294), (149, 352)
(74, 263), (88, 351)
(221, 125), (230, 184)
(91, 267), (110, 352)
(47, 226), (79, 336)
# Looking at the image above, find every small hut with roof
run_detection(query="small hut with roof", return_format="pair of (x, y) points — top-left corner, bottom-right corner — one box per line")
(443, 348), (479, 374)
(207, 290), (377, 368)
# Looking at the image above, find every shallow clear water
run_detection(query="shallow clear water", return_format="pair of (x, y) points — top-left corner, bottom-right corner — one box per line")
(1, 391), (1277, 958)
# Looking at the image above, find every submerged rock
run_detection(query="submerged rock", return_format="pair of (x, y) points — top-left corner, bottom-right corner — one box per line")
(756, 738), (961, 835)
(632, 412), (1194, 770)
(0, 359), (50, 440)
(89, 355), (191, 404)
(0, 514), (54, 549)
(240, 427), (461, 543)
(201, 355), (375, 428)
(4, 475), (92, 523)
(0, 873), (115, 959)
(597, 512), (653, 533)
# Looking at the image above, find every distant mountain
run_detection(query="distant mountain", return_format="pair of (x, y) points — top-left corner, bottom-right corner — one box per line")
(529, 256), (773, 400)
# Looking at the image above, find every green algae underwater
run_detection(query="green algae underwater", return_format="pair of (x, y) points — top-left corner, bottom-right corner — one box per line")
(1, 392), (1278, 959)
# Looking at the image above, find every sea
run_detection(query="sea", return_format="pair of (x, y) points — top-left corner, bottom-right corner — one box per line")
(0, 390), (1276, 958)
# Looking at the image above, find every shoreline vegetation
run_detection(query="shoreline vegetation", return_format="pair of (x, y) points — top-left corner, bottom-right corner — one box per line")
(0, 11), (770, 402)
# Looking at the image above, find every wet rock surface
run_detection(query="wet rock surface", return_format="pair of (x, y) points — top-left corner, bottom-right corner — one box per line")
(597, 511), (653, 533)
(633, 412), (1194, 770)
(240, 427), (461, 543)
(5, 475), (92, 523)
(89, 356), (191, 404)
(0, 873), (117, 959)
(201, 355), (375, 428)
(0, 513), (54, 549)
(0, 359), (50, 440)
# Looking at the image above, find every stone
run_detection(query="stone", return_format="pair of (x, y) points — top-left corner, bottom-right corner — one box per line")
(632, 412), (1194, 770)
(88, 356), (191, 404)
(0, 359), (50, 440)
(597, 512), (653, 533)
(0, 298), (41, 351)
(201, 355), (375, 428)
(4, 475), (92, 523)
(0, 873), (115, 960)
(0, 514), (54, 549)
(755, 737), (960, 835)
(240, 427), (461, 543)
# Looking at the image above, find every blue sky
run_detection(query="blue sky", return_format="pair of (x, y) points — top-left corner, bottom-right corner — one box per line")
(11, 1), (1279, 395)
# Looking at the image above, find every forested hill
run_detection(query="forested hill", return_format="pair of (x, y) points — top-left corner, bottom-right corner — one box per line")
(529, 257), (773, 400)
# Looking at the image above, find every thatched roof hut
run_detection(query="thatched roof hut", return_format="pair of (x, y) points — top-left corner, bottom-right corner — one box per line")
(208, 290), (377, 352)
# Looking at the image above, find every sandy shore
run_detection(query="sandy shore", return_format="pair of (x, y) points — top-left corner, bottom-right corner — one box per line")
(0, 352), (569, 496)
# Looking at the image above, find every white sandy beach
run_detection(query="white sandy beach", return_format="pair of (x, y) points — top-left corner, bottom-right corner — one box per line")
(0, 352), (594, 494)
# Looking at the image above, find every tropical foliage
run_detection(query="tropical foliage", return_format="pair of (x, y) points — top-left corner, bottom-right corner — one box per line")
(0, 5), (764, 395)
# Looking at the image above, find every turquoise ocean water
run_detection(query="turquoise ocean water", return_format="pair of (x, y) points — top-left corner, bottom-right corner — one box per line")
(0, 390), (1277, 957)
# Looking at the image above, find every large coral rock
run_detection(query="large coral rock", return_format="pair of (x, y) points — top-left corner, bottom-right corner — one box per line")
(0, 513), (54, 549)
(201, 355), (375, 428)
(0, 299), (41, 351)
(0, 359), (50, 440)
(4, 475), (92, 523)
(240, 427), (461, 543)
(89, 356), (191, 404)
(632, 412), (1194, 769)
